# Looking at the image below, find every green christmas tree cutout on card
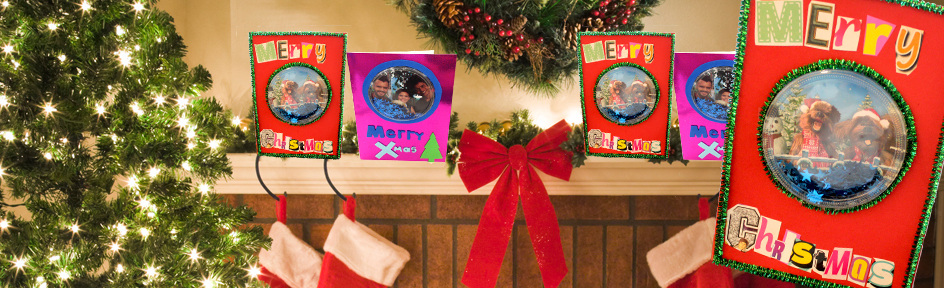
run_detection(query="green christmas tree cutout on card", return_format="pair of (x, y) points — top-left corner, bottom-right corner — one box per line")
(421, 133), (443, 162)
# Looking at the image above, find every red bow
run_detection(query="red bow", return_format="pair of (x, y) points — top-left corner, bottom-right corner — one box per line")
(458, 120), (572, 288)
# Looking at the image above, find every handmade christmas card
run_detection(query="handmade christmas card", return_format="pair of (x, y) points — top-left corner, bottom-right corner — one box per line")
(674, 52), (735, 161)
(715, 1), (944, 287)
(348, 53), (456, 162)
(251, 32), (345, 159)
(579, 32), (674, 158)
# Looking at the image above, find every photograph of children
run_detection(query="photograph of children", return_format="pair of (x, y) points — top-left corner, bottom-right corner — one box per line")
(688, 66), (734, 122)
(760, 70), (907, 209)
(265, 66), (329, 125)
(367, 66), (437, 121)
(593, 66), (657, 125)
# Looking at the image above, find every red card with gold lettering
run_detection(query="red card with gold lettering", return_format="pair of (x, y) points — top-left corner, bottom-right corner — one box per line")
(250, 32), (346, 159)
(715, 1), (944, 287)
(578, 32), (674, 159)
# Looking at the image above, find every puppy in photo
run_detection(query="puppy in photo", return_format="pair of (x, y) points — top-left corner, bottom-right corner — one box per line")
(790, 99), (841, 167)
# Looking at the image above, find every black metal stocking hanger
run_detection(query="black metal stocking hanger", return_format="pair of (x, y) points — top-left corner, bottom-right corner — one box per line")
(254, 154), (350, 202)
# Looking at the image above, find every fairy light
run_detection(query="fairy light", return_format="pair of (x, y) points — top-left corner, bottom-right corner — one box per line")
(79, 1), (91, 11)
(115, 26), (125, 36)
(154, 95), (165, 105)
(246, 264), (262, 278)
(57, 55), (65, 61)
(186, 129), (196, 139)
(176, 97), (189, 109)
(177, 116), (189, 128)
(198, 184), (210, 194)
(2, 45), (12, 53)
(139, 227), (150, 239)
(230, 231), (240, 243)
(109, 242), (120, 252)
(60, 138), (67, 144)
(116, 223), (128, 236)
(0, 95), (9, 107)
(70, 223), (80, 234)
(42, 103), (57, 116)
(148, 167), (160, 178)
(95, 103), (106, 115)
(12, 257), (27, 270)
(11, 60), (18, 69)
(116, 50), (132, 67)
(44, 153), (52, 160)
(143, 265), (158, 278)
(115, 264), (124, 273)
(208, 139), (221, 150)
(57, 270), (69, 281)
(0, 219), (9, 231)
(139, 198), (151, 209)
(188, 248), (201, 262)
(231, 116), (241, 126)
(1, 2), (8, 8)
(130, 102), (143, 115)
(1, 131), (12, 141)
(134, 45), (140, 51)
(126, 175), (138, 190)
(201, 276), (217, 288)
(48, 255), (60, 262)
(47, 22), (58, 31)
(181, 161), (191, 171)
(187, 142), (195, 149)
(132, 2), (145, 12)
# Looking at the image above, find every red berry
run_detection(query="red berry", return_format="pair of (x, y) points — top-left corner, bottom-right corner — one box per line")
(621, 18), (628, 24)
(498, 30), (505, 36)
(460, 36), (467, 42)
(497, 19), (504, 25)
(460, 28), (467, 33)
(489, 27), (495, 33)
(465, 48), (472, 54)
(601, 7), (607, 13)
(458, 21), (464, 26)
(484, 15), (492, 21)
(513, 47), (521, 54)
(516, 34), (525, 41)
(537, 37), (544, 43)
(463, 15), (470, 21)
(474, 7), (481, 13)
(600, 1), (607, 7)
(625, 8), (632, 15)
(474, 51), (481, 56)
(524, 43), (531, 48)
(468, 9), (474, 14)
(468, 34), (475, 40)
(628, 0), (636, 5)
(606, 18), (615, 24)
(592, 11), (600, 17)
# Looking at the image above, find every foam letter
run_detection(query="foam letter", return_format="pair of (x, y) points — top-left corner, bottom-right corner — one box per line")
(755, 1), (803, 45)
(813, 249), (829, 276)
(691, 125), (709, 138)
(789, 240), (815, 271)
(254, 41), (278, 63)
(386, 129), (396, 138)
(629, 43), (642, 58)
(805, 1), (834, 50)
(895, 25), (923, 75)
(779, 230), (800, 264)
(847, 255), (872, 286)
(367, 125), (385, 138)
(863, 15), (895, 56)
(867, 258), (894, 288)
(754, 217), (782, 257)
(582, 41), (605, 63)
(833, 16), (862, 51)
(823, 248), (852, 280)
(605, 40), (617, 60)
(276, 40), (289, 60)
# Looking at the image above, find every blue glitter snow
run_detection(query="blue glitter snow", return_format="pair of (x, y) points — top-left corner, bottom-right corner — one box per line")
(371, 97), (421, 121)
(274, 103), (323, 124)
(600, 103), (651, 124)
(693, 97), (728, 121)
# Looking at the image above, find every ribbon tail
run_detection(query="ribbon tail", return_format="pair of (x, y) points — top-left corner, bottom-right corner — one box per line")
(519, 166), (568, 288)
(462, 168), (519, 288)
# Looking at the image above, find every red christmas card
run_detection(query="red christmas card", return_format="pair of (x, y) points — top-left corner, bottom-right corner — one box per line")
(579, 32), (674, 159)
(250, 32), (346, 159)
(714, 1), (944, 288)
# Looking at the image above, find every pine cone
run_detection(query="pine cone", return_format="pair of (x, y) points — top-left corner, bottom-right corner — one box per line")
(582, 17), (605, 32)
(509, 15), (528, 33)
(503, 38), (523, 61)
(434, 0), (464, 28)
(562, 22), (580, 49)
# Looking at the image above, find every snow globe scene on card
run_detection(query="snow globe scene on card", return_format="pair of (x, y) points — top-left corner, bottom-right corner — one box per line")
(687, 65), (734, 123)
(593, 64), (657, 125)
(761, 69), (908, 210)
(266, 64), (330, 125)
(366, 66), (437, 122)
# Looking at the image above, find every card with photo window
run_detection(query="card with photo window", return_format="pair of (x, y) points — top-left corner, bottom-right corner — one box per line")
(674, 52), (735, 161)
(578, 32), (674, 159)
(714, 1), (944, 287)
(348, 53), (456, 162)
(250, 32), (346, 159)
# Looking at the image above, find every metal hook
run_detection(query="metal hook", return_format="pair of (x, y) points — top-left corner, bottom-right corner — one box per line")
(255, 154), (349, 201)
(324, 158), (347, 201)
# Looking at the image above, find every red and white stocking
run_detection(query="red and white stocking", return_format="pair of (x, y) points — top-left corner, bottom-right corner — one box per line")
(258, 221), (324, 288)
(318, 197), (410, 288)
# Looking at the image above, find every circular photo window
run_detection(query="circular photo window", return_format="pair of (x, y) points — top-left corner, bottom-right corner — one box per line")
(687, 63), (734, 123)
(760, 69), (909, 210)
(366, 65), (437, 122)
(265, 64), (330, 125)
(593, 65), (657, 125)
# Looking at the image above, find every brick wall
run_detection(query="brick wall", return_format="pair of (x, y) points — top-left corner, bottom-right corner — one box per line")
(226, 194), (937, 288)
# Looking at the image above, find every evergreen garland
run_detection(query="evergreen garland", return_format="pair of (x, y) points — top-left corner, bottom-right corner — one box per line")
(392, 0), (662, 96)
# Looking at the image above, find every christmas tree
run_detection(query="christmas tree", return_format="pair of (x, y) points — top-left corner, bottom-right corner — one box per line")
(779, 85), (807, 148)
(0, 1), (265, 286)
(859, 94), (873, 111)
(421, 133), (443, 162)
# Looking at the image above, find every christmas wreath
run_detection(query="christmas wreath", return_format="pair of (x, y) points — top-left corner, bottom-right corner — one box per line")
(392, 0), (662, 96)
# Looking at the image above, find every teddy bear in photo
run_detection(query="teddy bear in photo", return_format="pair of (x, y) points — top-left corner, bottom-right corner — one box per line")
(835, 108), (892, 166)
(790, 98), (841, 168)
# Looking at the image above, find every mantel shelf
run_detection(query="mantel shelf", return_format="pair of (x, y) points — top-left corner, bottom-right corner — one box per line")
(218, 153), (724, 195)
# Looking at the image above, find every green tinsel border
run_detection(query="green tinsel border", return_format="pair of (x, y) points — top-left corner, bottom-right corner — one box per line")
(577, 31), (674, 159)
(249, 31), (346, 160)
(713, 0), (944, 287)
(592, 62), (660, 126)
(264, 62), (333, 126)
(755, 60), (916, 214)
